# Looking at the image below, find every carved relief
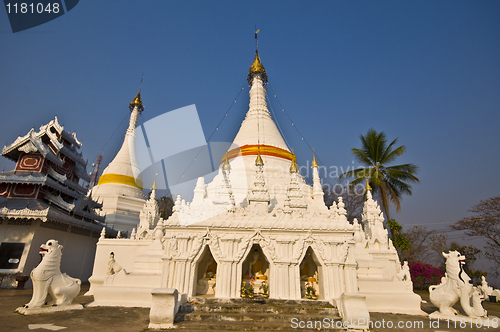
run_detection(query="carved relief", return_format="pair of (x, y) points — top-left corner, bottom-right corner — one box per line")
(187, 230), (226, 261)
(292, 232), (329, 263)
(236, 230), (278, 262)
(18, 142), (37, 154)
(168, 237), (180, 257)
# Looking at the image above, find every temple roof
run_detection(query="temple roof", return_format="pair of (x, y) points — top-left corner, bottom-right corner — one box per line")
(0, 198), (107, 231)
(0, 171), (86, 198)
(166, 206), (354, 232)
(1, 116), (86, 171)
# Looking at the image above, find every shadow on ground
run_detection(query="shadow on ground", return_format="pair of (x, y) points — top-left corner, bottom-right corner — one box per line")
(0, 285), (499, 331)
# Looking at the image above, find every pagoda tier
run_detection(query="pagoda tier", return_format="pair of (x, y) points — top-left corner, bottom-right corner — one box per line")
(0, 117), (106, 230)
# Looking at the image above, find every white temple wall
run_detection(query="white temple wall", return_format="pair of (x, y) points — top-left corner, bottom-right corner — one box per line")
(1, 220), (99, 288)
(0, 220), (35, 279)
(89, 227), (363, 305)
(88, 239), (150, 295)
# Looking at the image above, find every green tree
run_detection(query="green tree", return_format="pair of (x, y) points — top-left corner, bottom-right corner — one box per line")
(450, 196), (500, 275)
(158, 196), (174, 220)
(400, 225), (434, 263)
(339, 129), (420, 219)
(387, 219), (410, 253)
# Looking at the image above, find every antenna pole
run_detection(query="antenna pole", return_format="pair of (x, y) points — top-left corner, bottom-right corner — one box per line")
(255, 26), (258, 49)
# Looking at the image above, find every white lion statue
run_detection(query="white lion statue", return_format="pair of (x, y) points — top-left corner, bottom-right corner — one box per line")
(22, 239), (81, 309)
(429, 250), (487, 318)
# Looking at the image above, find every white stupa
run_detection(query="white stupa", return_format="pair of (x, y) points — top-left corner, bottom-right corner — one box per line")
(88, 47), (424, 319)
(91, 91), (147, 233)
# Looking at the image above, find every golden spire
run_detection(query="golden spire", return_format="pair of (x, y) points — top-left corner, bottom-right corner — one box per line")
(311, 150), (318, 168)
(222, 155), (231, 171)
(289, 151), (298, 173)
(247, 50), (268, 84)
(129, 90), (144, 113)
(151, 173), (158, 190)
(365, 179), (372, 191)
(255, 148), (264, 166)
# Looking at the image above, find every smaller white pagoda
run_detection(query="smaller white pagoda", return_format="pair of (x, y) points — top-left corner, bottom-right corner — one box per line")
(90, 92), (147, 233)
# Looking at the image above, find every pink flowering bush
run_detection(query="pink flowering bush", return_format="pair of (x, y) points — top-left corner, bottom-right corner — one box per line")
(408, 261), (444, 290)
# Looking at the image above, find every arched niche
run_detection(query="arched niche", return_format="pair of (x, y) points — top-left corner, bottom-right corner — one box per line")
(193, 245), (217, 296)
(241, 244), (270, 297)
(299, 247), (323, 300)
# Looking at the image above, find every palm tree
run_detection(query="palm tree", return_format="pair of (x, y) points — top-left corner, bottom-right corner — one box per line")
(339, 129), (420, 220)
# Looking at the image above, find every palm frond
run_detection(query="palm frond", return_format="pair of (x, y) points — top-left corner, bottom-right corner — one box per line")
(349, 129), (420, 219)
(386, 181), (402, 213)
(387, 178), (413, 196)
(351, 148), (373, 166)
(385, 165), (420, 183)
(382, 145), (406, 165)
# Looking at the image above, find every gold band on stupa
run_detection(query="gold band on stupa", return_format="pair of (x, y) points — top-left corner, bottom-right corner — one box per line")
(221, 144), (293, 164)
(97, 173), (144, 189)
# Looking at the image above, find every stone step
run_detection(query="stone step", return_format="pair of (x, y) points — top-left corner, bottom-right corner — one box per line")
(173, 320), (345, 331)
(176, 298), (342, 331)
(189, 297), (332, 306)
(181, 312), (341, 323)
(186, 303), (338, 315)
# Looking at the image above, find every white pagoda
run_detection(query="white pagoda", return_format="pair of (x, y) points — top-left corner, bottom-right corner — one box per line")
(90, 92), (147, 233)
(87, 49), (423, 316)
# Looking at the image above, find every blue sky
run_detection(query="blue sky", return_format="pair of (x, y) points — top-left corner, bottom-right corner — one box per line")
(1, 0), (500, 239)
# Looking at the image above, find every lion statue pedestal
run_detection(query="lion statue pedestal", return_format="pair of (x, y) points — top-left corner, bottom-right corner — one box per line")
(16, 239), (83, 315)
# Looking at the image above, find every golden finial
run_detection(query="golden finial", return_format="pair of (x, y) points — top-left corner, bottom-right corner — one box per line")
(247, 50), (268, 84)
(129, 89), (144, 113)
(311, 149), (318, 168)
(290, 152), (298, 173)
(222, 155), (231, 171)
(365, 179), (372, 191)
(151, 173), (158, 190)
(255, 147), (264, 166)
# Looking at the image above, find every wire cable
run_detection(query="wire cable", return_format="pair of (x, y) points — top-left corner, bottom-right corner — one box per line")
(267, 81), (325, 166)
(172, 85), (246, 186)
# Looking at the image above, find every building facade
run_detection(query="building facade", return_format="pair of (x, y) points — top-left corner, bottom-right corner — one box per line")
(0, 117), (115, 287)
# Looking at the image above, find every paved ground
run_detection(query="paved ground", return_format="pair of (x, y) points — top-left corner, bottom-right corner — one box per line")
(1, 285), (499, 331)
